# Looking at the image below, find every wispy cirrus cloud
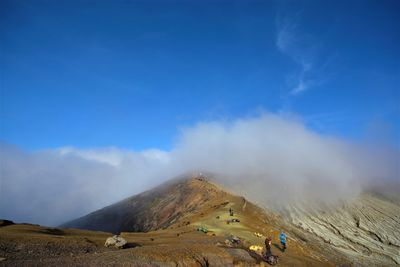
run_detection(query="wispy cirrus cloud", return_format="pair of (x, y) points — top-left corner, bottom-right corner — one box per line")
(276, 13), (329, 95)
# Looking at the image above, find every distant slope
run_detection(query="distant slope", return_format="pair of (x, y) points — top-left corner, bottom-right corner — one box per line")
(285, 193), (400, 266)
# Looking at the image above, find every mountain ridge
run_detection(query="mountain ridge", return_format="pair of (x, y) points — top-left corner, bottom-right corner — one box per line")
(61, 176), (234, 233)
(60, 174), (400, 266)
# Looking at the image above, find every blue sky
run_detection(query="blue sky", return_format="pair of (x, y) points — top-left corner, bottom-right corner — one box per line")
(1, 0), (399, 151)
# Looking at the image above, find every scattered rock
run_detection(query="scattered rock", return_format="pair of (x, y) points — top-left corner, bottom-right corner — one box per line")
(104, 235), (127, 249)
(0, 257), (6, 262)
(225, 236), (241, 246)
(263, 254), (279, 265)
(231, 236), (241, 244)
(226, 218), (240, 224)
(224, 239), (232, 247)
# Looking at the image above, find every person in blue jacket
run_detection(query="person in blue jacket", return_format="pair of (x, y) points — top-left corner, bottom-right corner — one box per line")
(279, 232), (287, 252)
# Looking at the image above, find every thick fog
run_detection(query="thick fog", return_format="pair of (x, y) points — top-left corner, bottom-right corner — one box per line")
(0, 113), (398, 226)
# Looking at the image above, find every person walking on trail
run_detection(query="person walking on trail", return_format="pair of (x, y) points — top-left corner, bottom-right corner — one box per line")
(264, 236), (272, 257)
(229, 207), (234, 216)
(279, 232), (287, 252)
(263, 236), (279, 265)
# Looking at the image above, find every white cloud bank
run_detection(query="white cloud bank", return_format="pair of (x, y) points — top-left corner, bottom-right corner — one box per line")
(0, 113), (398, 226)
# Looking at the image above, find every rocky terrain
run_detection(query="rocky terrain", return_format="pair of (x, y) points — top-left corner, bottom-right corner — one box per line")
(1, 175), (399, 266)
(1, 177), (335, 266)
(284, 193), (400, 266)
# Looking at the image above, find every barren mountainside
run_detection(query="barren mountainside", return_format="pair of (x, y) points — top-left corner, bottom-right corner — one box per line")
(2, 176), (399, 266)
(60, 175), (400, 266)
(285, 193), (400, 266)
(61, 177), (232, 233)
(2, 177), (336, 266)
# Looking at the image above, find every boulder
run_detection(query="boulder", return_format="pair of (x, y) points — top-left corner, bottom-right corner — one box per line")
(231, 236), (241, 244)
(104, 235), (127, 249)
(224, 236), (241, 247)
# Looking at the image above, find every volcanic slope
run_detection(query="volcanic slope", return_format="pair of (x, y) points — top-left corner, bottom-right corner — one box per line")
(43, 176), (333, 266)
(61, 176), (235, 233)
(63, 175), (400, 267)
(284, 192), (400, 266)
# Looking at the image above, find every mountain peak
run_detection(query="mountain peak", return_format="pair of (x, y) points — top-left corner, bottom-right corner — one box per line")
(61, 175), (231, 234)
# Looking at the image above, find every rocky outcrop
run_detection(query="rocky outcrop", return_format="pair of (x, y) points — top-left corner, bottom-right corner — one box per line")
(286, 193), (400, 266)
(104, 235), (127, 249)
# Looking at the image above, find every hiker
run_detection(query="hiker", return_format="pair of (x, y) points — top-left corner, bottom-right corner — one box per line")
(229, 207), (234, 216)
(263, 236), (279, 266)
(279, 232), (287, 252)
(264, 236), (272, 257)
